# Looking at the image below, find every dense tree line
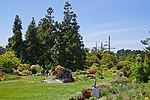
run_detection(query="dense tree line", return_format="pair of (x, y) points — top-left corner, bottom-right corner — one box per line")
(6, 1), (86, 71)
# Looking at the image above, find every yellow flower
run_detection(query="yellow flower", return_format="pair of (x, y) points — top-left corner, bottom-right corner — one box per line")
(145, 97), (149, 100)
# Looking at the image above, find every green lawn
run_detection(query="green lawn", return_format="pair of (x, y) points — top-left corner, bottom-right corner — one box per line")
(0, 76), (112, 100)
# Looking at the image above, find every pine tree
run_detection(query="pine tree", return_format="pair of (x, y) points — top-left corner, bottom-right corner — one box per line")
(37, 7), (56, 67)
(56, 1), (86, 70)
(24, 17), (39, 65)
(6, 15), (23, 59)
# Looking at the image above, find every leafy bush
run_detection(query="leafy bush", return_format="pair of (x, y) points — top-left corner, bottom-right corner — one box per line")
(100, 52), (118, 69)
(116, 61), (133, 78)
(103, 70), (116, 78)
(31, 65), (41, 74)
(0, 71), (6, 76)
(2, 68), (13, 73)
(52, 70), (58, 76)
(74, 70), (87, 75)
(0, 76), (4, 81)
(13, 70), (19, 75)
(17, 64), (30, 71)
(4, 74), (21, 81)
(109, 83), (120, 94)
(85, 52), (101, 67)
(86, 64), (102, 75)
(55, 65), (64, 71)
(22, 70), (29, 76)
(0, 51), (20, 69)
(56, 69), (75, 83)
(132, 55), (150, 83)
(100, 88), (110, 97)
(80, 88), (92, 99)
(95, 70), (103, 79)
(97, 84), (109, 89)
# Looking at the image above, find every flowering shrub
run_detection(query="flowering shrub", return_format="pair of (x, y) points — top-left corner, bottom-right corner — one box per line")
(0, 71), (5, 76)
(55, 65), (64, 71)
(31, 64), (41, 74)
(13, 70), (19, 75)
(18, 64), (30, 70)
(86, 64), (103, 76)
(80, 88), (92, 99)
(88, 70), (96, 74)
(97, 84), (109, 89)
(22, 70), (29, 76)
(56, 69), (75, 83)
(52, 70), (58, 76)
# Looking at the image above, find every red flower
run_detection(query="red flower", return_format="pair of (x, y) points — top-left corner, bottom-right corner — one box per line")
(0, 71), (6, 75)
(97, 84), (109, 89)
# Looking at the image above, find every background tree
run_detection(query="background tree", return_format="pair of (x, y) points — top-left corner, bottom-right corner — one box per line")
(24, 17), (39, 65)
(37, 7), (56, 67)
(0, 46), (5, 55)
(56, 1), (86, 70)
(101, 52), (118, 69)
(141, 31), (150, 59)
(6, 15), (23, 60)
(85, 52), (100, 67)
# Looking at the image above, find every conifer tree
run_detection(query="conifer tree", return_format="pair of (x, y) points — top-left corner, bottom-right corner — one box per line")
(6, 15), (23, 59)
(37, 7), (56, 67)
(24, 17), (39, 65)
(56, 1), (86, 70)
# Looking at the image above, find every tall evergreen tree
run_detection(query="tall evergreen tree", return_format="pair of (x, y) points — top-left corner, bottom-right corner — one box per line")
(56, 1), (86, 70)
(141, 31), (150, 58)
(0, 46), (5, 55)
(37, 7), (56, 67)
(6, 15), (23, 59)
(24, 17), (39, 65)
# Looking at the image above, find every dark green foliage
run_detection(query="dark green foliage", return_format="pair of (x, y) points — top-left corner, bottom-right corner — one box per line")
(132, 54), (150, 83)
(116, 61), (133, 77)
(6, 15), (23, 59)
(117, 49), (144, 61)
(55, 1), (86, 70)
(37, 7), (56, 67)
(56, 69), (75, 83)
(101, 52), (118, 69)
(0, 46), (5, 55)
(24, 17), (39, 65)
(85, 53), (100, 67)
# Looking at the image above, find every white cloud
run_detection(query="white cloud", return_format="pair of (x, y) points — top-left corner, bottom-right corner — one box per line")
(112, 39), (141, 45)
(85, 27), (133, 38)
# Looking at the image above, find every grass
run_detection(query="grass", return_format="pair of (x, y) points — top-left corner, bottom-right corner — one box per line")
(0, 76), (112, 100)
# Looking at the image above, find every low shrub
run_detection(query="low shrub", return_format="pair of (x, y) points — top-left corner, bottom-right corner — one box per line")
(13, 70), (19, 75)
(52, 70), (58, 76)
(4, 74), (20, 80)
(74, 70), (87, 75)
(17, 64), (30, 71)
(56, 69), (75, 83)
(97, 84), (109, 89)
(2, 68), (13, 74)
(100, 88), (110, 97)
(103, 70), (116, 78)
(55, 65), (64, 71)
(31, 65), (41, 74)
(81, 88), (92, 99)
(109, 83), (120, 94)
(0, 71), (5, 76)
(22, 70), (29, 76)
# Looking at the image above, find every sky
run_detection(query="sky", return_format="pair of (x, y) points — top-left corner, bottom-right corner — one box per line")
(0, 0), (150, 52)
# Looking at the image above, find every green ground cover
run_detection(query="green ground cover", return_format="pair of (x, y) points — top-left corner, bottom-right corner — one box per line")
(0, 76), (112, 100)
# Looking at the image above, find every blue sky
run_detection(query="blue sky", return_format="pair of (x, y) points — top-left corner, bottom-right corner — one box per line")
(0, 0), (150, 51)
